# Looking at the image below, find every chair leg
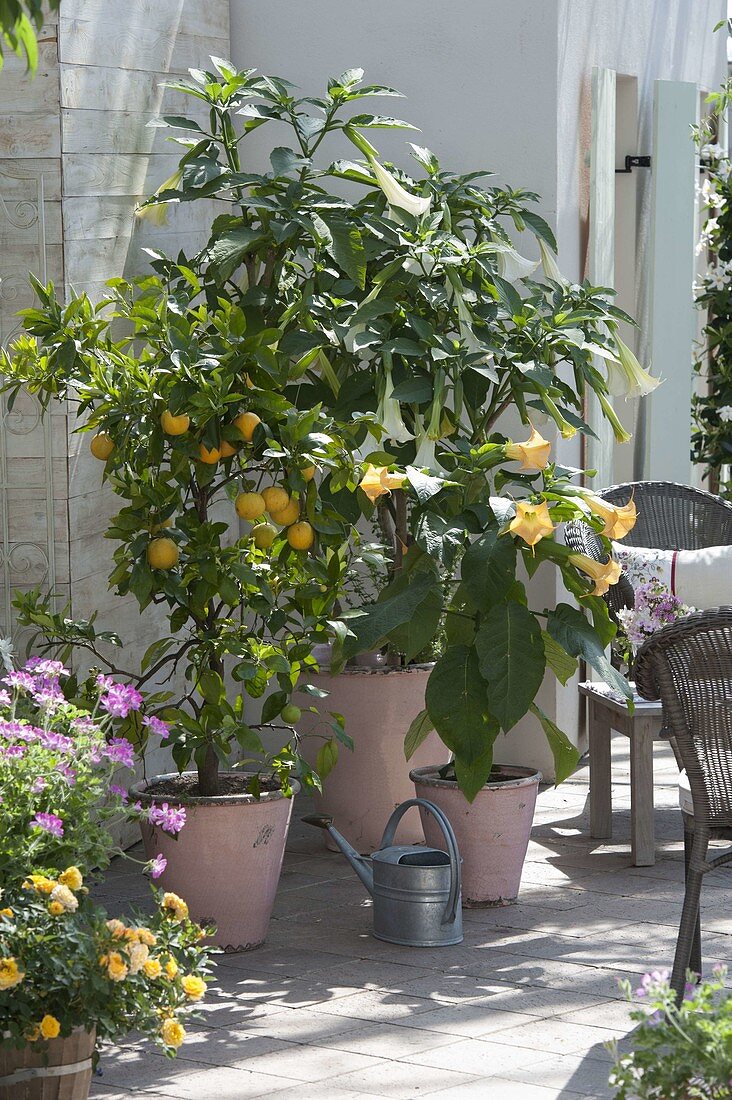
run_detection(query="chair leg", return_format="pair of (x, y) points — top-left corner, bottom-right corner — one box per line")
(671, 828), (708, 1001)
(683, 825), (702, 979)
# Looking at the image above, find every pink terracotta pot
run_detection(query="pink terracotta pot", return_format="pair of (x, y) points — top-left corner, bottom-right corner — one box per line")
(301, 666), (445, 854)
(410, 764), (541, 907)
(131, 773), (297, 951)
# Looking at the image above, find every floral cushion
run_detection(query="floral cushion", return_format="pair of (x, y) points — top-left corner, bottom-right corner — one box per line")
(612, 543), (732, 609)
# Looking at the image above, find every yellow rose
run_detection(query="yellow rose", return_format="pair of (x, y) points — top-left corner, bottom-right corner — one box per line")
(162, 893), (188, 922)
(40, 1015), (60, 1040)
(126, 942), (149, 975)
(504, 426), (552, 472)
(161, 1018), (186, 1049)
(25, 1025), (41, 1042)
(0, 907), (13, 919)
(136, 928), (156, 947)
(106, 951), (129, 982)
(508, 500), (555, 549)
(48, 901), (65, 916)
(164, 956), (179, 980)
(105, 919), (126, 938)
(24, 875), (56, 895)
(181, 974), (206, 1001)
(143, 958), (162, 979)
(58, 866), (83, 891)
(50, 884), (78, 912)
(568, 552), (623, 596)
(0, 957), (24, 990)
(359, 464), (407, 504)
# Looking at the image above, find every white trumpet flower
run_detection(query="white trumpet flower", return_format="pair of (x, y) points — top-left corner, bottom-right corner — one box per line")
(605, 338), (661, 399)
(136, 169), (183, 225)
(376, 365), (413, 444)
(368, 156), (431, 218)
(538, 239), (566, 284)
(494, 241), (539, 283)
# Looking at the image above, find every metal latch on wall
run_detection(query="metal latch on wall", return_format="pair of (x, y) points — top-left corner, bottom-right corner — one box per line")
(615, 155), (652, 174)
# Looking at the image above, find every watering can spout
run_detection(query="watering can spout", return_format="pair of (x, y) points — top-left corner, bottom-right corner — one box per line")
(302, 814), (374, 895)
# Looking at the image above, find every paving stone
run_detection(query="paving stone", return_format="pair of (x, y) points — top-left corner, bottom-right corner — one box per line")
(320, 1061), (482, 1097)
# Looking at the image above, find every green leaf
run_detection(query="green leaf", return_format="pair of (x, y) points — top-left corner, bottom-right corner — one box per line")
(461, 528), (516, 611)
(520, 209), (557, 252)
(388, 581), (442, 662)
(318, 215), (366, 289)
(207, 225), (265, 282)
(475, 602), (545, 732)
(541, 629), (578, 686)
(390, 376), (432, 403)
(198, 669), (225, 704)
(546, 603), (632, 702)
(531, 703), (580, 783)
(343, 571), (434, 657)
(425, 646), (498, 801)
(316, 738), (338, 778)
(406, 466), (445, 503)
(262, 690), (288, 724)
(404, 709), (434, 761)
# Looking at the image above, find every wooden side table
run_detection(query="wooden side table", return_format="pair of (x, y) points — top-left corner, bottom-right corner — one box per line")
(579, 681), (668, 866)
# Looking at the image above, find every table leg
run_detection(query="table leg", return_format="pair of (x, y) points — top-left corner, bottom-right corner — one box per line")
(631, 718), (655, 866)
(589, 704), (613, 839)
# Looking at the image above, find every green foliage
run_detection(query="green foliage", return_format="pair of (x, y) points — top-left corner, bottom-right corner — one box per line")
(608, 967), (732, 1099)
(0, 0), (58, 72)
(0, 885), (212, 1056)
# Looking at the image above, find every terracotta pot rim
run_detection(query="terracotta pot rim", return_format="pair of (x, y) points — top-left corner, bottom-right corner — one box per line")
(318, 663), (435, 677)
(130, 772), (300, 807)
(410, 764), (543, 791)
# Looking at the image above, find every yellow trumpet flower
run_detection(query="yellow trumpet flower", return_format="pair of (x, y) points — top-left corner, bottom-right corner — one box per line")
(569, 553), (622, 596)
(359, 464), (407, 504)
(508, 500), (555, 548)
(584, 494), (637, 541)
(504, 426), (552, 472)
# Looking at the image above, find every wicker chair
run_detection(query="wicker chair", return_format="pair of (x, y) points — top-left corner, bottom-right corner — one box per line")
(565, 481), (732, 618)
(635, 609), (732, 998)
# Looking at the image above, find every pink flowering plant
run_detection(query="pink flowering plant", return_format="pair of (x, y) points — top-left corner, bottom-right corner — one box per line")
(608, 967), (732, 1099)
(614, 582), (694, 669)
(0, 648), (182, 887)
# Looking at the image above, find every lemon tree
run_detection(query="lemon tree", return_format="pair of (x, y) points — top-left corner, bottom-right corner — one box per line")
(3, 273), (363, 797)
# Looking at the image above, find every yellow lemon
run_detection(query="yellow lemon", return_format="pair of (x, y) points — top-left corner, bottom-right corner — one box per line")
(281, 703), (302, 724)
(252, 523), (277, 549)
(198, 443), (221, 465)
(302, 465), (316, 482)
(90, 433), (114, 461)
(287, 521), (314, 551)
(270, 498), (300, 526)
(261, 486), (290, 515)
(235, 492), (266, 520)
(150, 516), (173, 533)
(160, 410), (190, 436)
(147, 537), (179, 570)
(234, 411), (261, 441)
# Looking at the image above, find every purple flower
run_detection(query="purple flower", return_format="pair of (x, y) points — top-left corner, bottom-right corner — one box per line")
(0, 689), (11, 707)
(1, 744), (26, 759)
(24, 658), (68, 678)
(147, 854), (167, 879)
(148, 802), (186, 835)
(142, 715), (169, 740)
(32, 686), (64, 711)
(3, 671), (35, 692)
(109, 784), (129, 803)
(104, 737), (135, 769)
(73, 716), (100, 735)
(31, 776), (47, 793)
(100, 683), (143, 718)
(56, 763), (76, 786)
(31, 812), (64, 838)
(38, 729), (73, 753)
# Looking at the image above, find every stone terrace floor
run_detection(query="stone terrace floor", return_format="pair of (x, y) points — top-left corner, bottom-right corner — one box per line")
(90, 743), (732, 1100)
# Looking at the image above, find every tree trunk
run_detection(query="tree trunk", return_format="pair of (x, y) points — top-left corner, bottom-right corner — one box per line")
(198, 743), (220, 797)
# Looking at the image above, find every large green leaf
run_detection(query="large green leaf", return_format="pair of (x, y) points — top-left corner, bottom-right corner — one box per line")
(342, 571), (435, 658)
(475, 602), (545, 732)
(425, 646), (499, 801)
(318, 215), (366, 289)
(531, 703), (580, 783)
(388, 581), (443, 662)
(546, 603), (632, 702)
(541, 629), (578, 686)
(461, 528), (516, 611)
(404, 709), (434, 761)
(207, 226), (265, 282)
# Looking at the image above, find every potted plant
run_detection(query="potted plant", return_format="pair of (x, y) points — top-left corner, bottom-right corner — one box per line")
(0, 652), (211, 1099)
(608, 966), (732, 1098)
(2, 271), (360, 950)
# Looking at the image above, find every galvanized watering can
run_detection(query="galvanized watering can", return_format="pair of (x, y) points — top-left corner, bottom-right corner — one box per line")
(303, 798), (463, 947)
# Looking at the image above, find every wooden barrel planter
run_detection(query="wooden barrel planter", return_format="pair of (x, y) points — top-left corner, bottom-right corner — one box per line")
(0, 1028), (95, 1099)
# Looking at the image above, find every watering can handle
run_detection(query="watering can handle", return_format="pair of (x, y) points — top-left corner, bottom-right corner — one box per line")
(378, 798), (461, 926)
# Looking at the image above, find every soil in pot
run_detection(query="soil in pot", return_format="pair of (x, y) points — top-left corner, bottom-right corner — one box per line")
(411, 764), (541, 907)
(131, 772), (297, 952)
(300, 666), (446, 853)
